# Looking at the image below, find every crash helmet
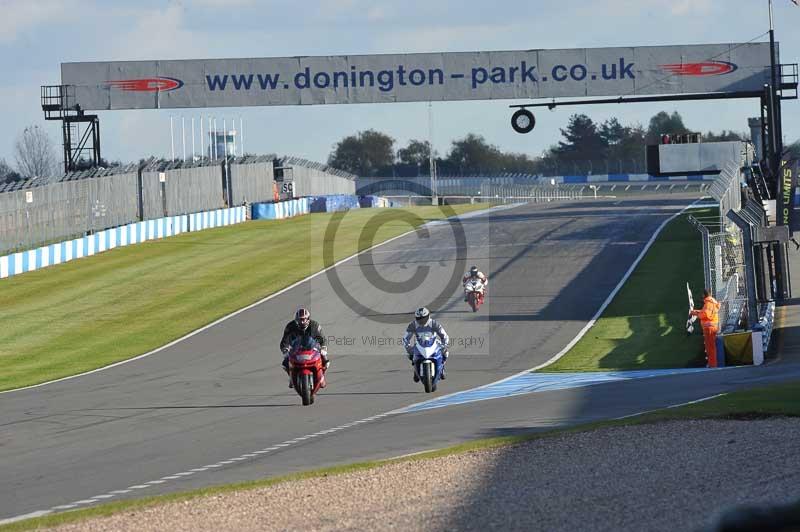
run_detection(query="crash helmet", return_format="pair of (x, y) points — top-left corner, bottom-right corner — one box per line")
(295, 307), (311, 330)
(470, 266), (479, 277)
(414, 307), (431, 326)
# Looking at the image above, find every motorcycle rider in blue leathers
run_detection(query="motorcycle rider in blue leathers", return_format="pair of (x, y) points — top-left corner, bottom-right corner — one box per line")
(403, 307), (450, 382)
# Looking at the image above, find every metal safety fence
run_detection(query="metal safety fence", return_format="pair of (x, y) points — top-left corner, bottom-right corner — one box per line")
(689, 143), (754, 333)
(707, 229), (747, 332)
(0, 157), (354, 255)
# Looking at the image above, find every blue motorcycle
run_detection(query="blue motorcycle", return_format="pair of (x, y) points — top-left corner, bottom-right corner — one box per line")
(412, 332), (446, 393)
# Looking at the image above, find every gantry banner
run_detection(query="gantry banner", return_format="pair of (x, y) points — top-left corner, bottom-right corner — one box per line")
(61, 42), (775, 110)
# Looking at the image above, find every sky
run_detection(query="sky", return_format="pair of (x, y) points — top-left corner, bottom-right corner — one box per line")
(1, 0), (799, 170)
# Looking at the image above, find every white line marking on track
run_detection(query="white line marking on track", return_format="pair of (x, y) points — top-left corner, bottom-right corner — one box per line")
(0, 510), (53, 525)
(391, 199), (705, 415)
(14, 407), (400, 525)
(7, 201), (702, 525)
(614, 393), (728, 420)
(1, 204), (516, 396)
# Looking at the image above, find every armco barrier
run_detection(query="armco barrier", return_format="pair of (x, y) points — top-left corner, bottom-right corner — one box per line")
(310, 195), (361, 213)
(0, 206), (246, 280)
(552, 173), (718, 184)
(251, 198), (311, 220)
(187, 207), (247, 231)
(250, 195), (394, 221)
(756, 301), (776, 354)
(358, 195), (392, 208)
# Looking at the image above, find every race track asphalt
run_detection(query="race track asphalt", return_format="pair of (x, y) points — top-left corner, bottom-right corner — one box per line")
(5, 193), (776, 522)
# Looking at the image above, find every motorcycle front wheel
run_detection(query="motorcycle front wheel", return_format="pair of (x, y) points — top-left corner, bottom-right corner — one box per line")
(422, 362), (433, 393)
(468, 292), (478, 312)
(300, 373), (314, 406)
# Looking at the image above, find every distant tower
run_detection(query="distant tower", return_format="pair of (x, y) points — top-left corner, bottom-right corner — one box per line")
(209, 129), (237, 159)
(748, 117), (763, 162)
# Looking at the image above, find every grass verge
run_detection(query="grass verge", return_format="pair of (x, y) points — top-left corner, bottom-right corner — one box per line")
(4, 378), (798, 531)
(0, 204), (490, 392)
(542, 207), (714, 372)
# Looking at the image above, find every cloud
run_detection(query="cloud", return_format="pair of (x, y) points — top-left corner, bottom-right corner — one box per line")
(578, 0), (713, 17)
(666, 0), (712, 15)
(187, 0), (257, 6)
(0, 0), (75, 43)
(316, 0), (358, 18)
(367, 5), (390, 22)
(375, 24), (522, 54)
(104, 4), (210, 60)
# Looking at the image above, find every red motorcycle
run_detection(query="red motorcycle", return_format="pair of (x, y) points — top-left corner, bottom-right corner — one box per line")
(464, 279), (485, 312)
(288, 336), (326, 406)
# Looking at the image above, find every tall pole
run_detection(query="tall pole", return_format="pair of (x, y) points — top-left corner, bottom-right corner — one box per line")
(231, 117), (237, 158)
(181, 116), (186, 162)
(213, 118), (218, 161)
(769, 0), (780, 178)
(239, 116), (244, 156)
(170, 115), (175, 161)
(200, 116), (204, 161)
(191, 117), (196, 161)
(768, 0), (789, 299)
(428, 102), (437, 205)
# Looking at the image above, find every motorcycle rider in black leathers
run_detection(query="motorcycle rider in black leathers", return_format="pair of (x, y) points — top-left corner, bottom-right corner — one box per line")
(281, 308), (329, 388)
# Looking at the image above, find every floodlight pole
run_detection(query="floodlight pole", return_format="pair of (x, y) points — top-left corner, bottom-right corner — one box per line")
(429, 102), (437, 205)
(768, 0), (790, 299)
(768, 0), (781, 176)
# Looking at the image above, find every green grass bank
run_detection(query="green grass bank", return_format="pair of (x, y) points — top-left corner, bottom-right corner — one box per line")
(0, 204), (489, 392)
(543, 208), (713, 371)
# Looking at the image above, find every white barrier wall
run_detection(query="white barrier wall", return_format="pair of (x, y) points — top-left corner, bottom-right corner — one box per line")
(251, 198), (312, 220)
(658, 141), (744, 174)
(0, 206), (246, 280)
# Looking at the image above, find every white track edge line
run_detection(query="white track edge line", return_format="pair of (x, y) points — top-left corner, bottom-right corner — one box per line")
(0, 200), (694, 523)
(389, 199), (705, 415)
(614, 392), (728, 420)
(1, 204), (514, 395)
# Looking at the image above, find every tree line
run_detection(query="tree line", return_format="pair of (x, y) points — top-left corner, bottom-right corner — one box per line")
(1, 126), (61, 182)
(2, 114), (799, 183)
(327, 111), (800, 177)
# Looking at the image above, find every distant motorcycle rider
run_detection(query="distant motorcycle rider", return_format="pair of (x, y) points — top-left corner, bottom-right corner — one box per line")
(463, 265), (488, 302)
(403, 307), (450, 381)
(281, 308), (329, 388)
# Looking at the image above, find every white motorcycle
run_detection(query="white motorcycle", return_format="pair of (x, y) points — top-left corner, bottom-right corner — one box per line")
(411, 332), (446, 393)
(464, 279), (485, 312)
